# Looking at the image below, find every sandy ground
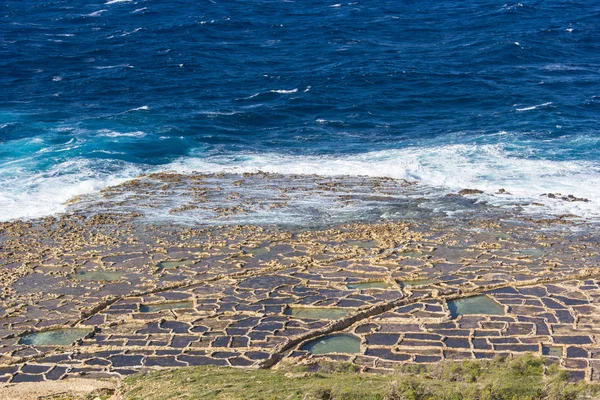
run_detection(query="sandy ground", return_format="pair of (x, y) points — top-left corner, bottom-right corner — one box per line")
(0, 378), (119, 400)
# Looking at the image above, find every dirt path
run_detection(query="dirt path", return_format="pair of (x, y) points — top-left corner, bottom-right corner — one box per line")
(0, 377), (118, 400)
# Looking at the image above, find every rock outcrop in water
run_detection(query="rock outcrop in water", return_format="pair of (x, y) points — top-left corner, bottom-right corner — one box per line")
(458, 189), (484, 195)
(541, 193), (590, 202)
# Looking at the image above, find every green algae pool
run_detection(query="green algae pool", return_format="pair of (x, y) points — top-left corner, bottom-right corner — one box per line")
(140, 301), (194, 313)
(20, 328), (92, 346)
(515, 249), (545, 257)
(157, 260), (195, 270)
(346, 281), (390, 290)
(72, 270), (123, 281)
(285, 307), (350, 320)
(447, 295), (505, 318)
(399, 250), (422, 258)
(301, 334), (361, 354)
(542, 345), (564, 357)
(347, 240), (378, 248)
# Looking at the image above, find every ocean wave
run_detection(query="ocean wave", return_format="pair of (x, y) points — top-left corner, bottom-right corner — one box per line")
(87, 9), (108, 17)
(91, 150), (127, 155)
(269, 88), (298, 94)
(315, 118), (348, 126)
(97, 129), (146, 138)
(125, 105), (149, 112)
(196, 110), (240, 116)
(1, 144), (600, 222)
(243, 93), (260, 99)
(120, 28), (143, 37)
(542, 64), (583, 71)
(95, 64), (133, 70)
(515, 102), (553, 111)
(0, 159), (141, 221)
(105, 0), (132, 5)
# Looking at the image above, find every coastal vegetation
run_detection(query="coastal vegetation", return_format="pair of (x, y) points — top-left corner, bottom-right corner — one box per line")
(119, 355), (600, 400)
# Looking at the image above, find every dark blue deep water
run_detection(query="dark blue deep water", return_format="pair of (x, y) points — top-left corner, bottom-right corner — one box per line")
(1, 0), (600, 220)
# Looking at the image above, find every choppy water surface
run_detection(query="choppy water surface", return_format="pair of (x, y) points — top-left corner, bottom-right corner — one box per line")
(1, 0), (600, 222)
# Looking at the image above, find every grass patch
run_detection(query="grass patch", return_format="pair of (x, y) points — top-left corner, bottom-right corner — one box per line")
(120, 354), (600, 400)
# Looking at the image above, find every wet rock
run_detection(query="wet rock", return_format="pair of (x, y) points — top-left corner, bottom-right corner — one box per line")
(541, 193), (589, 202)
(458, 189), (484, 195)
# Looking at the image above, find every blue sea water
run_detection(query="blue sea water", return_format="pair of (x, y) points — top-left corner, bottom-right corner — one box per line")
(1, 0), (600, 221)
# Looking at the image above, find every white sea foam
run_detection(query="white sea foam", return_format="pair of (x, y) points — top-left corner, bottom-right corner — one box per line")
(105, 0), (132, 4)
(197, 110), (240, 116)
(91, 150), (127, 155)
(270, 88), (298, 94)
(502, 3), (523, 11)
(126, 105), (149, 112)
(98, 130), (146, 138)
(315, 118), (347, 125)
(121, 28), (143, 36)
(88, 9), (108, 17)
(95, 64), (132, 69)
(542, 64), (581, 71)
(515, 102), (553, 111)
(0, 159), (141, 221)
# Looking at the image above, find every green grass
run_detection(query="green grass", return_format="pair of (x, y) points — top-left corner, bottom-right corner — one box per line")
(120, 355), (600, 400)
